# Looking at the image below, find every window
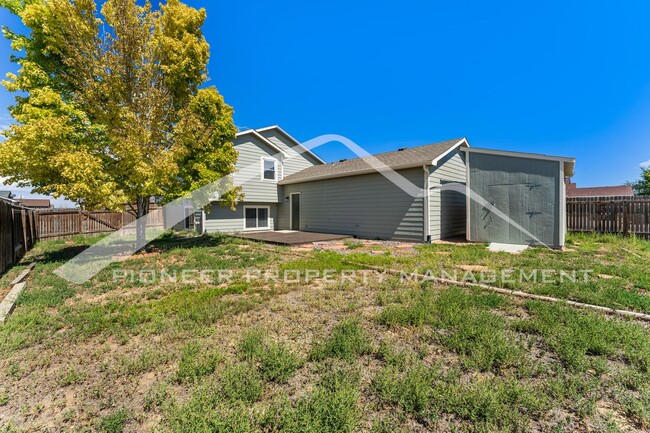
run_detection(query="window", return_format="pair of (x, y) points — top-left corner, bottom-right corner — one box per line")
(244, 207), (270, 230)
(262, 158), (277, 181)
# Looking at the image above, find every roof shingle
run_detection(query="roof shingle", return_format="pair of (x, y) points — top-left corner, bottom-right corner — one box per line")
(279, 138), (464, 185)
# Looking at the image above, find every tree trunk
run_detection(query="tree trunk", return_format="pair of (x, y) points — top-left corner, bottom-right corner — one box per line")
(135, 196), (150, 251)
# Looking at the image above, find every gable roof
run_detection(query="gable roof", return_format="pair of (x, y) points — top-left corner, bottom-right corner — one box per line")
(279, 138), (467, 185)
(236, 126), (325, 164)
(235, 129), (288, 157)
(255, 125), (326, 164)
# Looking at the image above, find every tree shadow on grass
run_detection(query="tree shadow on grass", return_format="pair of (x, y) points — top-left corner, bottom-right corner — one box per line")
(146, 232), (233, 253)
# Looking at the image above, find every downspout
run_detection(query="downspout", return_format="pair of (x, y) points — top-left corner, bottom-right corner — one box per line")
(423, 165), (431, 243)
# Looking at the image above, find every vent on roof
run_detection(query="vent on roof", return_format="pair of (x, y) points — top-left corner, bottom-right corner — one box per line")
(398, 147), (407, 151)
(339, 159), (347, 163)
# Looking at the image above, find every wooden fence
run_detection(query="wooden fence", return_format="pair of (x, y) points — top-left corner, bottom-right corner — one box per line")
(37, 207), (164, 240)
(567, 196), (650, 239)
(0, 200), (38, 275)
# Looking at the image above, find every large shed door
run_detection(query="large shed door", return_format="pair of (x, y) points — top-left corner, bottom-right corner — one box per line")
(483, 181), (555, 245)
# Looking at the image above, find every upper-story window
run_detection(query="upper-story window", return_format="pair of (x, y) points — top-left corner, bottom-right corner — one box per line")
(262, 157), (277, 181)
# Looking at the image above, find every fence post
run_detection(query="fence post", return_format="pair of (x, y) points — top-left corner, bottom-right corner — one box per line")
(623, 200), (629, 237)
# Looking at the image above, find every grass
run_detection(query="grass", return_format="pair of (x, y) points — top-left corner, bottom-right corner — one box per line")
(0, 232), (649, 432)
(310, 318), (372, 362)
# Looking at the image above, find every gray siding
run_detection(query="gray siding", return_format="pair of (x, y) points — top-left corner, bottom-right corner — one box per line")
(232, 135), (283, 203)
(467, 153), (561, 247)
(258, 129), (323, 177)
(278, 167), (425, 242)
(204, 202), (277, 233)
(429, 150), (466, 240)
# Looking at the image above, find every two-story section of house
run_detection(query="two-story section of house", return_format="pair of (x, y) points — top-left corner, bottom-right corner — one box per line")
(199, 126), (324, 233)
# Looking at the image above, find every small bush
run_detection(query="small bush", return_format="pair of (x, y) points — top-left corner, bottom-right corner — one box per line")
(176, 343), (222, 383)
(219, 362), (263, 404)
(310, 319), (372, 362)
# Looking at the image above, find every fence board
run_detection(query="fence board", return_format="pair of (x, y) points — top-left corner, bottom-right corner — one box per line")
(567, 196), (650, 239)
(37, 207), (164, 240)
(0, 200), (38, 275)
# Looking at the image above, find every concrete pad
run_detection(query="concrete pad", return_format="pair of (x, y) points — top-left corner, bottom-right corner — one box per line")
(0, 282), (27, 323)
(487, 243), (529, 254)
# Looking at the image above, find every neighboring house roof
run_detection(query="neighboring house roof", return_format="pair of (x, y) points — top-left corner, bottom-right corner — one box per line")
(279, 138), (467, 185)
(461, 147), (576, 177)
(18, 198), (51, 208)
(565, 179), (634, 197)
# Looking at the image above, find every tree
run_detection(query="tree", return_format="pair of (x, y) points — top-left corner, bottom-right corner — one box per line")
(628, 167), (650, 196)
(0, 0), (241, 245)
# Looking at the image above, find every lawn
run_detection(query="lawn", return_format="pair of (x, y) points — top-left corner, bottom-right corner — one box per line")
(0, 232), (649, 432)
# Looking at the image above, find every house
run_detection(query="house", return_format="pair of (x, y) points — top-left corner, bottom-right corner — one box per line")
(0, 191), (18, 205)
(173, 125), (574, 248)
(18, 198), (51, 209)
(565, 178), (634, 198)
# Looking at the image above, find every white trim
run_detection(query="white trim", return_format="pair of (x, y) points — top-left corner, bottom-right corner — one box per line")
(465, 151), (471, 240)
(236, 129), (288, 158)
(430, 138), (470, 166)
(461, 147), (575, 163)
(423, 166), (431, 242)
(559, 160), (566, 247)
(256, 125), (326, 164)
(242, 205), (271, 231)
(261, 156), (278, 182)
(289, 192), (301, 231)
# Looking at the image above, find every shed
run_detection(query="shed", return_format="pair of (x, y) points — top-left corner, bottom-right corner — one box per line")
(462, 147), (575, 249)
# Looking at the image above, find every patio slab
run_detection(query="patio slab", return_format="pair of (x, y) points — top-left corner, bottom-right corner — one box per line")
(231, 231), (351, 246)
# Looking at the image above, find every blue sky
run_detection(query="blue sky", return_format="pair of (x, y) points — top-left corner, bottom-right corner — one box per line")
(1, 0), (650, 204)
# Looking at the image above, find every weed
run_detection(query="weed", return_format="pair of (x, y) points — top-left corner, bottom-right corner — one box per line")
(258, 341), (303, 383)
(176, 343), (222, 383)
(219, 362), (264, 404)
(373, 360), (437, 414)
(58, 367), (86, 386)
(97, 409), (128, 433)
(261, 364), (361, 433)
(343, 239), (364, 249)
(310, 319), (372, 362)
